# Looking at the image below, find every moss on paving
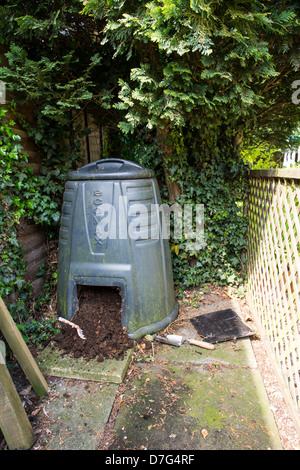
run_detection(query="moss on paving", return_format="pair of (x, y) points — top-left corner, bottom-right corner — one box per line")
(108, 341), (282, 450)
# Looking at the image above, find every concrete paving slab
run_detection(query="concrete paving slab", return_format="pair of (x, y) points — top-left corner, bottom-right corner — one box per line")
(154, 337), (257, 368)
(108, 339), (282, 450)
(36, 341), (133, 384)
(40, 379), (119, 450)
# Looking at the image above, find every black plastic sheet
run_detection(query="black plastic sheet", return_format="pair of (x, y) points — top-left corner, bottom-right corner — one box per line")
(190, 309), (254, 344)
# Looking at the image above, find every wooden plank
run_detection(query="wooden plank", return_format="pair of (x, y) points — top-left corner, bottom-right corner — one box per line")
(0, 296), (48, 397)
(250, 168), (300, 180)
(23, 245), (47, 265)
(17, 218), (47, 293)
(0, 350), (36, 450)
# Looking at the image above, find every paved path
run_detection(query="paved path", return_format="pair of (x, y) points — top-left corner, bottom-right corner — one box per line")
(37, 298), (282, 450)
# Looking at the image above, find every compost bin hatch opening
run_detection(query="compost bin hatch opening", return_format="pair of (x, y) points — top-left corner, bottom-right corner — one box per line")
(77, 284), (122, 308)
(55, 285), (135, 362)
(76, 285), (124, 334)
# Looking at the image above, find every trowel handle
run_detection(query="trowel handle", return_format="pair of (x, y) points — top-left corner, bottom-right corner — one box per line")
(188, 338), (215, 350)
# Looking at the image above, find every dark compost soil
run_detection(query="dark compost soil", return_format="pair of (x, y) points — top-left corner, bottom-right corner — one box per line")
(54, 285), (134, 362)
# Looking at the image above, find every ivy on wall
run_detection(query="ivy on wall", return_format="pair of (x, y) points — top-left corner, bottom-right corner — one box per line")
(0, 108), (61, 322)
(123, 129), (249, 290)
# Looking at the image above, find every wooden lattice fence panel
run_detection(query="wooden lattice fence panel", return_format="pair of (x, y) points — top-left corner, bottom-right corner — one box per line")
(247, 169), (300, 433)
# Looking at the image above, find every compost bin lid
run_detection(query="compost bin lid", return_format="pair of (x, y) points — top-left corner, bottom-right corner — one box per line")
(67, 158), (154, 181)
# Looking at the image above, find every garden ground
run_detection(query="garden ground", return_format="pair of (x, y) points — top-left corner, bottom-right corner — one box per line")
(3, 284), (300, 451)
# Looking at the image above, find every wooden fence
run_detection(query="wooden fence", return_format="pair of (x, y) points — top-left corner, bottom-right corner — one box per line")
(5, 107), (48, 295)
(3, 105), (102, 296)
(75, 110), (107, 163)
(247, 169), (300, 434)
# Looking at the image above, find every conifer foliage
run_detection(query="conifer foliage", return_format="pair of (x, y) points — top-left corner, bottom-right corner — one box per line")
(83, 0), (300, 150)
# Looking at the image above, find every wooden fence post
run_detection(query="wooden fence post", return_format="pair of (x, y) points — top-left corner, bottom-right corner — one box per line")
(0, 346), (36, 450)
(0, 296), (48, 397)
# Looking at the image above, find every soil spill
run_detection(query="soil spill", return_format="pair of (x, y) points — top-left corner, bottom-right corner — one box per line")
(54, 286), (134, 362)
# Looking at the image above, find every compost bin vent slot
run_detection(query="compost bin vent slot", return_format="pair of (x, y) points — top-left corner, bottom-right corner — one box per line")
(190, 308), (254, 344)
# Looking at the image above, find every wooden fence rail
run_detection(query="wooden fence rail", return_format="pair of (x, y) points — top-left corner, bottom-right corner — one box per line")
(247, 169), (300, 434)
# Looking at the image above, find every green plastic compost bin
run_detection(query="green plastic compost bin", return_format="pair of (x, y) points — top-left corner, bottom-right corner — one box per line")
(57, 158), (178, 339)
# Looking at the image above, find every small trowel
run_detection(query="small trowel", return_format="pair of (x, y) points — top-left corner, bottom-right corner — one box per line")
(155, 334), (215, 350)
